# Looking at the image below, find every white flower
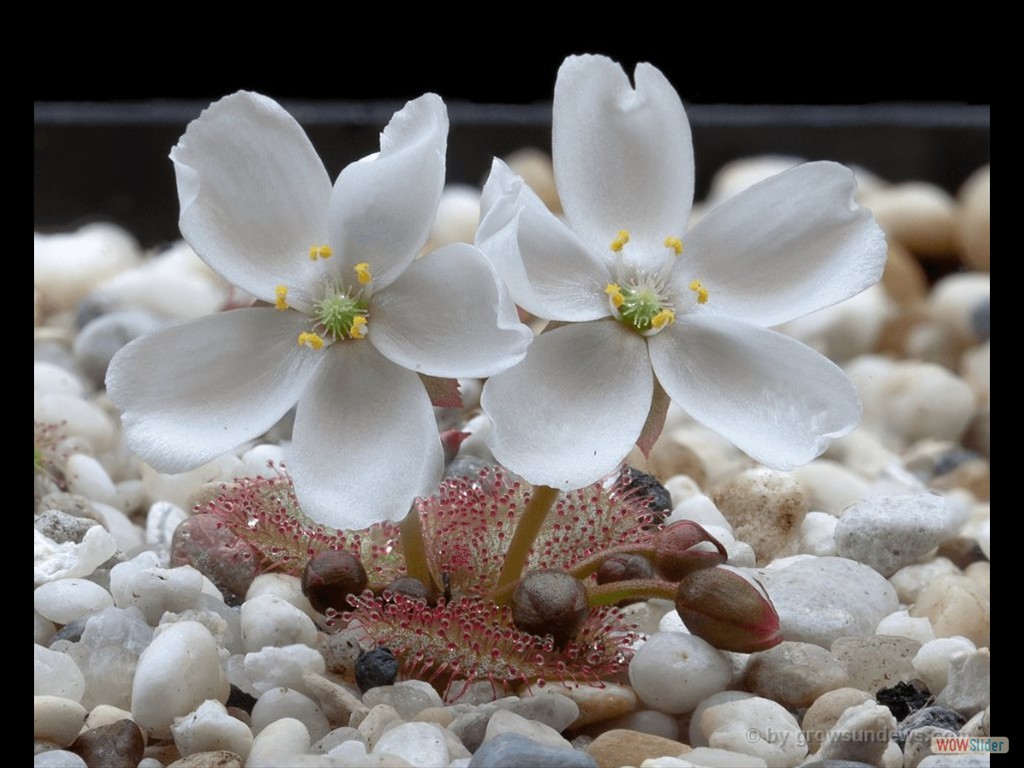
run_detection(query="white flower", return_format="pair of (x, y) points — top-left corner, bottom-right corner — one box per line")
(106, 91), (530, 529)
(477, 55), (888, 490)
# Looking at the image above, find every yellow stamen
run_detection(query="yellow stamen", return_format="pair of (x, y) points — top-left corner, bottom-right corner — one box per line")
(689, 279), (709, 305)
(308, 244), (333, 261)
(652, 308), (676, 330)
(664, 236), (684, 255)
(354, 262), (372, 285)
(349, 315), (368, 339)
(274, 285), (289, 311)
(610, 230), (630, 253)
(605, 283), (625, 308)
(297, 331), (324, 350)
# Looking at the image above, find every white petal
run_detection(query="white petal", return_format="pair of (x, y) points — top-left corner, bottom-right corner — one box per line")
(481, 320), (653, 490)
(171, 91), (332, 302)
(476, 159), (611, 321)
(105, 308), (320, 472)
(648, 315), (861, 470)
(370, 242), (532, 378)
(289, 342), (443, 529)
(553, 55), (694, 262)
(682, 162), (888, 327)
(328, 94), (447, 291)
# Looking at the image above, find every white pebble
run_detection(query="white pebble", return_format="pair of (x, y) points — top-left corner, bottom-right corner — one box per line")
(798, 512), (838, 556)
(34, 644), (86, 701)
(935, 648), (990, 716)
(889, 558), (960, 604)
(429, 184), (481, 247)
(682, 747), (768, 767)
(791, 460), (870, 515)
(64, 453), (120, 507)
(241, 444), (288, 475)
(251, 687), (330, 743)
(928, 272), (990, 341)
(171, 700), (252, 761)
(35, 610), (57, 645)
(241, 594), (319, 652)
(34, 751), (88, 768)
(34, 223), (141, 314)
(34, 695), (87, 746)
(835, 494), (953, 576)
(145, 501), (188, 565)
(33, 394), (116, 453)
(778, 284), (893, 363)
(244, 644), (326, 696)
(89, 501), (145, 552)
(663, 477), (708, 510)
(140, 454), (246, 511)
(816, 700), (897, 765)
(665, 494), (733, 534)
(34, 527), (118, 586)
(34, 578), (113, 624)
(912, 637), (977, 694)
(131, 621), (230, 738)
(629, 632), (732, 714)
(247, 717), (312, 768)
(696, 695), (806, 767)
(758, 557), (898, 647)
(373, 721), (450, 767)
(110, 555), (206, 625)
(875, 610), (935, 644)
(246, 574), (319, 622)
(34, 361), (86, 397)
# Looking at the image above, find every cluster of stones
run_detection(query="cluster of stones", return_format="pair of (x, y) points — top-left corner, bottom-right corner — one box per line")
(35, 154), (989, 767)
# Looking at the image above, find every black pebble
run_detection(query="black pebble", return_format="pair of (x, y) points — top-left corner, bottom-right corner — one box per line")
(355, 646), (399, 692)
(226, 684), (258, 714)
(876, 679), (931, 721)
(620, 467), (672, 523)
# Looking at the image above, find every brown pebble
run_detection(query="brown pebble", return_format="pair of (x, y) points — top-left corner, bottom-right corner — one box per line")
(929, 458), (990, 501)
(503, 147), (561, 214)
(882, 240), (929, 306)
(318, 626), (366, 683)
(862, 182), (959, 260)
(302, 670), (369, 725)
(70, 719), (145, 768)
(934, 536), (988, 569)
(910, 574), (990, 647)
(585, 728), (691, 768)
(802, 687), (875, 754)
(166, 750), (245, 768)
(745, 642), (851, 709)
(711, 469), (808, 565)
(412, 706), (454, 727)
(956, 165), (990, 270)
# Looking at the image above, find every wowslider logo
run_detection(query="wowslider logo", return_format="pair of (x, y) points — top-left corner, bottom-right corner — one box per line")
(932, 736), (1008, 755)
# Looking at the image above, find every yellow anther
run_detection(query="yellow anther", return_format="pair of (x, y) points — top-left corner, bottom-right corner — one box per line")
(274, 285), (289, 311)
(651, 308), (676, 330)
(349, 316), (368, 339)
(689, 279), (709, 305)
(664, 236), (684, 255)
(354, 262), (372, 285)
(605, 283), (625, 308)
(308, 244), (333, 261)
(297, 331), (324, 350)
(610, 230), (631, 253)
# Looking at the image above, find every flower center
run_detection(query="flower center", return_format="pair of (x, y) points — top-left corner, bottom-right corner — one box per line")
(281, 248), (376, 350)
(603, 230), (709, 337)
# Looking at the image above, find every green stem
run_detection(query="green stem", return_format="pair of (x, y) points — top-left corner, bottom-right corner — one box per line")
(398, 507), (434, 592)
(586, 578), (677, 607)
(492, 484), (560, 605)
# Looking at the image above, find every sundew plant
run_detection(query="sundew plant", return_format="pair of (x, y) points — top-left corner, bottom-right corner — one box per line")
(111, 53), (886, 699)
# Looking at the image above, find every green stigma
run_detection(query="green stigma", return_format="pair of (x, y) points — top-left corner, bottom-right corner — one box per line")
(314, 292), (369, 341)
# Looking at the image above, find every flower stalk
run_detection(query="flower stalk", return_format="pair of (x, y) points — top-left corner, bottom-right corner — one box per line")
(492, 484), (560, 604)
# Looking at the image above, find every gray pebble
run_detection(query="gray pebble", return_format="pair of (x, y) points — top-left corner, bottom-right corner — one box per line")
(835, 495), (952, 577)
(362, 681), (444, 720)
(70, 719), (145, 768)
(505, 695), (580, 733)
(72, 310), (165, 387)
(896, 707), (966, 748)
(970, 298), (990, 342)
(469, 733), (597, 768)
(35, 508), (100, 545)
(311, 726), (366, 754)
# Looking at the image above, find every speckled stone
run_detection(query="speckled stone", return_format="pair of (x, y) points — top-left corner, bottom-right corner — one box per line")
(745, 642), (850, 709)
(711, 469), (808, 565)
(166, 751), (244, 768)
(585, 729), (691, 768)
(831, 636), (921, 694)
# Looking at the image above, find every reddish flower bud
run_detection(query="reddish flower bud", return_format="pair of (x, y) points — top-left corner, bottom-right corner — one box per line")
(653, 520), (728, 580)
(674, 566), (782, 653)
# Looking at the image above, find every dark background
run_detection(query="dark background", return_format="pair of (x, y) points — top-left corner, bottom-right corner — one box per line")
(35, 37), (991, 247)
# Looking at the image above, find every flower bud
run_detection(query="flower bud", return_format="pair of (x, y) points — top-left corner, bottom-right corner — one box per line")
(653, 521), (728, 580)
(382, 576), (436, 605)
(511, 569), (589, 648)
(301, 549), (368, 614)
(596, 553), (656, 584)
(674, 566), (782, 653)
